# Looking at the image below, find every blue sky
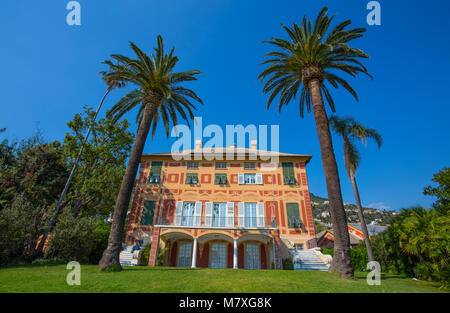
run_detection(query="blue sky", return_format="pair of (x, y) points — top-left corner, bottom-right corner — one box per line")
(0, 1), (449, 211)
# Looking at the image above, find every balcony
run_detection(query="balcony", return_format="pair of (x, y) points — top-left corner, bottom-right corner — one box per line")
(287, 218), (306, 231)
(155, 215), (277, 230)
(148, 175), (161, 184)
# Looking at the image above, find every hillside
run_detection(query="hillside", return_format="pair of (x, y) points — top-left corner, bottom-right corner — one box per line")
(310, 193), (397, 227)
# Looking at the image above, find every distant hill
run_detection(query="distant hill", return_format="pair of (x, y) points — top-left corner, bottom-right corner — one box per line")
(310, 193), (397, 227)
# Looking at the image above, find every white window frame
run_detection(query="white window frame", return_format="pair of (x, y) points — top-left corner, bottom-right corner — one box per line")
(244, 203), (257, 228)
(226, 202), (235, 227)
(215, 162), (227, 169)
(212, 202), (226, 227)
(205, 202), (213, 227)
(244, 173), (256, 185)
(244, 162), (256, 170)
(187, 161), (199, 169)
(182, 202), (195, 226)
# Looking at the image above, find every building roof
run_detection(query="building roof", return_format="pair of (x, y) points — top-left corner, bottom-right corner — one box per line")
(142, 147), (312, 162)
(316, 229), (362, 245)
(349, 223), (388, 236)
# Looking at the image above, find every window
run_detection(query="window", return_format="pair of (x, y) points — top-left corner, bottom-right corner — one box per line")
(244, 174), (256, 184)
(238, 173), (263, 185)
(214, 174), (227, 185)
(212, 203), (226, 227)
(185, 173), (199, 184)
(148, 161), (162, 183)
(177, 241), (192, 267)
(286, 203), (302, 228)
(215, 162), (227, 169)
(187, 161), (198, 169)
(140, 200), (156, 225)
(210, 243), (227, 268)
(282, 162), (296, 185)
(245, 203), (257, 227)
(239, 202), (265, 228)
(245, 243), (260, 269)
(244, 162), (256, 170)
(182, 202), (195, 226)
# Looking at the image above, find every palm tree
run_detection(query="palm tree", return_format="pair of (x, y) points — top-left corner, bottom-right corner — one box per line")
(99, 35), (203, 271)
(258, 7), (372, 277)
(329, 115), (382, 264)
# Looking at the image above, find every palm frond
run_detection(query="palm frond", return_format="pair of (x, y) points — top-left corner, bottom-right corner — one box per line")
(100, 35), (203, 138)
(258, 6), (371, 117)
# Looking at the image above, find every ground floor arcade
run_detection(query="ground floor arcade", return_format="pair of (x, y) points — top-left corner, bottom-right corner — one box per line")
(159, 231), (274, 269)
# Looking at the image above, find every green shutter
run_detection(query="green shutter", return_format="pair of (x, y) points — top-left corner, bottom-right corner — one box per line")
(282, 163), (295, 184)
(186, 173), (198, 184)
(286, 203), (300, 228)
(140, 200), (156, 225)
(215, 174), (227, 184)
(150, 161), (162, 175)
(149, 161), (162, 183)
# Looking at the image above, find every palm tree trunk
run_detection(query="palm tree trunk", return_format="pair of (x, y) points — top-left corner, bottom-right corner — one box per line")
(99, 102), (156, 271)
(35, 86), (112, 255)
(349, 174), (375, 263)
(308, 79), (353, 277)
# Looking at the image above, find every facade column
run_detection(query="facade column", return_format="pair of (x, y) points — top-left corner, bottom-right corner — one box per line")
(233, 238), (238, 269)
(271, 237), (275, 269)
(191, 238), (198, 268)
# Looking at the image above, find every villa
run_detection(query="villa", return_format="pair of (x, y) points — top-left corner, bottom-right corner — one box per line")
(124, 140), (318, 269)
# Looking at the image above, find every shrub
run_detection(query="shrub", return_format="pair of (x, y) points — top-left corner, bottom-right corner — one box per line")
(45, 209), (97, 263)
(139, 244), (151, 266)
(0, 193), (51, 265)
(320, 246), (369, 272)
(88, 221), (111, 264)
(282, 258), (293, 270)
(31, 257), (65, 266)
(138, 243), (167, 266)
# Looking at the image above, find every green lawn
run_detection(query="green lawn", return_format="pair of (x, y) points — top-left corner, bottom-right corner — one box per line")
(0, 265), (447, 293)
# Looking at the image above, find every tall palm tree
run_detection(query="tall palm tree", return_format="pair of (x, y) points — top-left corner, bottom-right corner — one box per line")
(329, 115), (382, 264)
(99, 35), (203, 271)
(258, 7), (372, 277)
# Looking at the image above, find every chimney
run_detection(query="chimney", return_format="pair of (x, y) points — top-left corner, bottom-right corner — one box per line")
(195, 138), (202, 151)
(249, 139), (257, 160)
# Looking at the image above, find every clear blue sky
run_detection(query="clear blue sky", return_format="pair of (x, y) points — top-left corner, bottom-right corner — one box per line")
(1, 1), (449, 211)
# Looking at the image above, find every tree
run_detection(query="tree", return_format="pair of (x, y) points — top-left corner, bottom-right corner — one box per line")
(99, 36), (203, 271)
(0, 193), (51, 264)
(258, 7), (372, 277)
(374, 207), (449, 283)
(424, 167), (449, 215)
(62, 106), (134, 217)
(0, 128), (17, 208)
(0, 131), (68, 210)
(329, 115), (382, 264)
(35, 61), (125, 254)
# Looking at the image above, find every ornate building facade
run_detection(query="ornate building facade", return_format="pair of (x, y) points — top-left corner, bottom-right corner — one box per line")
(125, 143), (316, 269)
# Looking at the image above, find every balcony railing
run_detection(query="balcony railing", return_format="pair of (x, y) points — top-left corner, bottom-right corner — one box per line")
(155, 215), (277, 230)
(287, 218), (306, 230)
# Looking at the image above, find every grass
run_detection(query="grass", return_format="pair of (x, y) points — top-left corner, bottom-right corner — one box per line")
(0, 265), (447, 293)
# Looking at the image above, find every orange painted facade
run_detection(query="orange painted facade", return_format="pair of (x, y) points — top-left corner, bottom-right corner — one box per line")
(125, 150), (316, 270)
